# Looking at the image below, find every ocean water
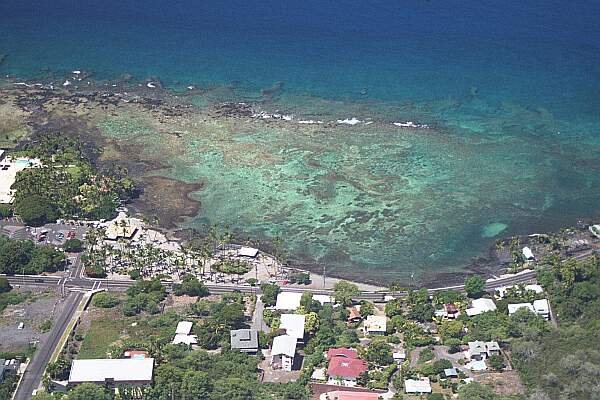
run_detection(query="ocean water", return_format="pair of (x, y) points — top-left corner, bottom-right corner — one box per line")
(2, 0), (600, 282)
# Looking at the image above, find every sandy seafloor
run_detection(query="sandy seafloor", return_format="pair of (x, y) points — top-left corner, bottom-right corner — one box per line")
(1, 0), (600, 284)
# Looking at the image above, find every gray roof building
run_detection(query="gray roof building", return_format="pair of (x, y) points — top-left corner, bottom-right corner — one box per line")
(230, 329), (259, 353)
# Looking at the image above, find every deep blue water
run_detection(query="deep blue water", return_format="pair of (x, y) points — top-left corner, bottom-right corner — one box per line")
(1, 0), (600, 118)
(2, 1), (600, 281)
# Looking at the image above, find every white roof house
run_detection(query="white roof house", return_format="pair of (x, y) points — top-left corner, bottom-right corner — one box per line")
(405, 378), (432, 394)
(508, 303), (535, 315)
(275, 292), (303, 310)
(496, 284), (543, 299)
(522, 247), (535, 260)
(466, 298), (497, 316)
(271, 335), (297, 358)
(313, 294), (334, 305)
(279, 314), (305, 340)
(69, 359), (154, 385)
(365, 315), (387, 334)
(175, 321), (193, 335)
(237, 246), (259, 258)
(172, 334), (198, 345)
(533, 299), (550, 320)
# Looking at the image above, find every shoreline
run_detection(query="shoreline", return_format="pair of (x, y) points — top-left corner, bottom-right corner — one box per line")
(1, 74), (599, 288)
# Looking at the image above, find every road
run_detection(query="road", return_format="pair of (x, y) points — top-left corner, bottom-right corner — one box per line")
(252, 295), (269, 333)
(13, 291), (83, 400)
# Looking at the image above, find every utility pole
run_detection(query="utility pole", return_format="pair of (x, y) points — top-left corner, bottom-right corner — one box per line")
(323, 264), (326, 288)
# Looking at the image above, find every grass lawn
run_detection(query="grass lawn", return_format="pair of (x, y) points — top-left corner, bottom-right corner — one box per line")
(77, 317), (128, 359)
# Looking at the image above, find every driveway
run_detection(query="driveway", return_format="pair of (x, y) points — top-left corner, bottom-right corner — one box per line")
(252, 295), (269, 333)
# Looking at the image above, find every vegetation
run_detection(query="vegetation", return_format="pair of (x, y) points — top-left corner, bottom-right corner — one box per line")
(333, 280), (359, 306)
(173, 274), (209, 297)
(212, 259), (252, 275)
(0, 204), (13, 218)
(92, 292), (120, 308)
(63, 238), (84, 253)
(288, 271), (311, 285)
(464, 275), (486, 298)
(0, 235), (65, 274)
(510, 255), (600, 400)
(13, 132), (137, 225)
(123, 278), (166, 316)
(260, 283), (280, 307)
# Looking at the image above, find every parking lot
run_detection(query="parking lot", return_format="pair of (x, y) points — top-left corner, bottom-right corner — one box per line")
(0, 219), (88, 246)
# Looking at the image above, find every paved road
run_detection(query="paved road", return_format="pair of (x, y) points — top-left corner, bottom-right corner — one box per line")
(13, 291), (83, 400)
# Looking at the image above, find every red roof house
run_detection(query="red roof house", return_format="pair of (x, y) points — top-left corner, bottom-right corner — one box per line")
(325, 391), (381, 400)
(327, 347), (359, 361)
(327, 357), (368, 381)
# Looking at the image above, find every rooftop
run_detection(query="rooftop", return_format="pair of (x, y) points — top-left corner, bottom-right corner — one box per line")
(271, 334), (297, 357)
(508, 303), (535, 315)
(230, 329), (259, 351)
(275, 292), (303, 310)
(68, 359), (154, 384)
(405, 378), (432, 394)
(175, 321), (193, 335)
(280, 313), (305, 340)
(327, 347), (358, 361)
(365, 315), (387, 332)
(466, 298), (497, 316)
(327, 356), (368, 379)
(237, 246), (259, 258)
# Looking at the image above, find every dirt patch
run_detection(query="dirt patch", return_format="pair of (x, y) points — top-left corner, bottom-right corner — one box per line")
(0, 287), (63, 353)
(479, 371), (525, 396)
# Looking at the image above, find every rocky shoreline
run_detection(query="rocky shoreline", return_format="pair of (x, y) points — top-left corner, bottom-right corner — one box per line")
(1, 73), (597, 288)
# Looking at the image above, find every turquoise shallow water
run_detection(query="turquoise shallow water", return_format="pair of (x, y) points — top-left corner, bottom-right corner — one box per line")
(2, 0), (600, 282)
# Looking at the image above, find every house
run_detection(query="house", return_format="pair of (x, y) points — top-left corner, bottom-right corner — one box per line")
(175, 321), (193, 335)
(444, 368), (458, 378)
(508, 303), (535, 315)
(172, 321), (197, 345)
(324, 390), (381, 400)
(271, 335), (297, 371)
(314, 294), (334, 305)
(237, 246), (259, 258)
(279, 313), (306, 342)
(327, 347), (358, 361)
(230, 329), (259, 353)
(364, 315), (387, 335)
(404, 378), (432, 394)
(533, 299), (550, 320)
(68, 359), (154, 386)
(467, 341), (500, 361)
(466, 298), (497, 316)
(393, 350), (406, 364)
(275, 292), (303, 310)
(522, 246), (535, 261)
(347, 306), (362, 323)
(327, 356), (368, 386)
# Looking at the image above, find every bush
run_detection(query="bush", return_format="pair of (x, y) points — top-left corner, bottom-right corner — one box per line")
(0, 204), (13, 218)
(63, 238), (83, 252)
(212, 259), (252, 275)
(289, 272), (311, 285)
(260, 283), (280, 307)
(0, 277), (11, 293)
(173, 274), (209, 297)
(128, 269), (141, 280)
(92, 292), (120, 308)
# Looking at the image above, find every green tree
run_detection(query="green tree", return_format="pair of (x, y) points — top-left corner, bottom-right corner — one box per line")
(359, 301), (375, 318)
(15, 194), (57, 227)
(333, 280), (359, 306)
(46, 356), (71, 380)
(173, 274), (209, 297)
(464, 276), (486, 298)
(92, 292), (120, 308)
(489, 354), (505, 371)
(365, 340), (394, 365)
(457, 382), (495, 400)
(180, 370), (212, 400)
(385, 299), (404, 318)
(0, 204), (13, 218)
(260, 283), (280, 307)
(66, 383), (113, 400)
(63, 238), (84, 252)
(0, 276), (11, 293)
